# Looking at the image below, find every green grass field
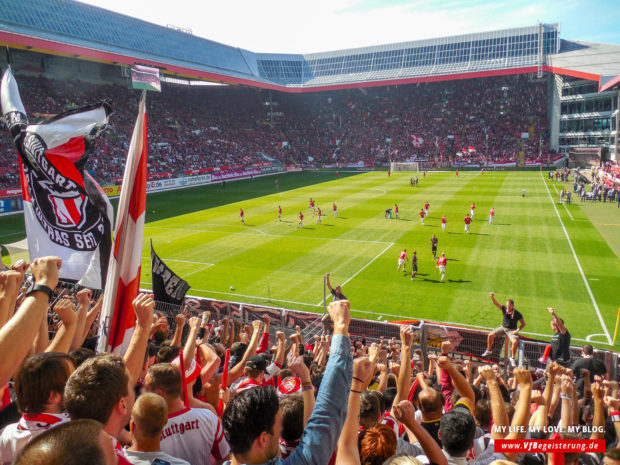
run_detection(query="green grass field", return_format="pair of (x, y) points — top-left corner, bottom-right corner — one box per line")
(2, 170), (620, 348)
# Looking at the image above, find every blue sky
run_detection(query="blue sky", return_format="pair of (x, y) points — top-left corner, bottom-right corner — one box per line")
(80, 0), (620, 53)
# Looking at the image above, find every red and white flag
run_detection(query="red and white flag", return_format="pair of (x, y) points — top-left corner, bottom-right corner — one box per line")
(97, 92), (148, 355)
(409, 134), (424, 148)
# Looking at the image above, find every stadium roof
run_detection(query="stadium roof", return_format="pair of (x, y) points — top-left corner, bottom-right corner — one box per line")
(0, 0), (618, 92)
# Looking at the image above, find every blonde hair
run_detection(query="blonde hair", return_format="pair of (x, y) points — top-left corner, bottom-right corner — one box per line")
(131, 393), (168, 438)
(385, 454), (425, 465)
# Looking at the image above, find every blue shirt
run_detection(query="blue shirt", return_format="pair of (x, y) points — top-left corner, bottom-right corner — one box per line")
(227, 334), (352, 465)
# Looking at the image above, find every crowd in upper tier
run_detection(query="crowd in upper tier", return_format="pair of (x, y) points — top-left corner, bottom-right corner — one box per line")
(0, 73), (554, 189)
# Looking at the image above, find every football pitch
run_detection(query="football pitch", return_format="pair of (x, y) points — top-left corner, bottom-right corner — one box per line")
(2, 170), (620, 348)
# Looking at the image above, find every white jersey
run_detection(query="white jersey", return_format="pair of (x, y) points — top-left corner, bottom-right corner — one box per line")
(123, 448), (191, 465)
(0, 412), (70, 465)
(160, 407), (230, 465)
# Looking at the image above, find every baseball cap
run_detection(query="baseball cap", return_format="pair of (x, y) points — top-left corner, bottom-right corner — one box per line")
(246, 355), (267, 371)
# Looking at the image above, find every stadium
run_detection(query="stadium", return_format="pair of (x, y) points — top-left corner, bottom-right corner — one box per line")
(0, 1), (620, 462)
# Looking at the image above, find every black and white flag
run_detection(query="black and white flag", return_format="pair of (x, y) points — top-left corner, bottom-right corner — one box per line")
(150, 240), (190, 305)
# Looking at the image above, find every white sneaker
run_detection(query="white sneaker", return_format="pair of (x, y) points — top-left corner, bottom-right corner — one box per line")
(481, 350), (491, 357)
(509, 357), (516, 367)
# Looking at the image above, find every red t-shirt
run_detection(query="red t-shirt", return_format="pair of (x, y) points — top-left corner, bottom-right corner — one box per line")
(399, 251), (407, 260)
(424, 202), (430, 210)
(395, 205), (399, 213)
(464, 216), (471, 224)
(240, 209), (244, 217)
(441, 216), (447, 223)
(419, 211), (425, 218)
(470, 204), (475, 210)
(437, 257), (447, 266)
(278, 207), (282, 214)
(489, 209), (494, 216)
(299, 213), (304, 220)
(333, 204), (337, 211)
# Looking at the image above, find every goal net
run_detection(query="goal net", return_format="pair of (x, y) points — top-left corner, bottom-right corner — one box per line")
(390, 162), (419, 172)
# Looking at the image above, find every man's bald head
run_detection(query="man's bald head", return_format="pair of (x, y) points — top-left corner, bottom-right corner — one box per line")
(419, 388), (443, 414)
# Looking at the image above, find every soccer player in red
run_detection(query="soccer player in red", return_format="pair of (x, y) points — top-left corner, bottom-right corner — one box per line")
(240, 208), (245, 225)
(278, 205), (282, 222)
(397, 249), (408, 273)
(488, 207), (495, 224)
(316, 207), (322, 224)
(395, 204), (399, 219)
(333, 203), (337, 218)
(464, 213), (471, 233)
(436, 252), (447, 282)
(419, 208), (426, 225)
(424, 201), (430, 217)
(298, 212), (304, 228)
(388, 169), (391, 177)
(470, 202), (476, 219)
(309, 198), (316, 214)
(440, 214), (447, 232)
(455, 169), (459, 176)
(423, 171), (426, 178)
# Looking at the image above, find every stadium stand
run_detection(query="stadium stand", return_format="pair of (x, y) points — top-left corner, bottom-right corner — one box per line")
(0, 73), (557, 189)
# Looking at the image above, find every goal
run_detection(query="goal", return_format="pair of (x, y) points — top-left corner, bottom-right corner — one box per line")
(390, 162), (419, 172)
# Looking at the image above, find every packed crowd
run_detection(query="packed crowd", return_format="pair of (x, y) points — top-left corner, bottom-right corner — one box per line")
(572, 167), (620, 205)
(0, 72), (554, 189)
(0, 256), (618, 465)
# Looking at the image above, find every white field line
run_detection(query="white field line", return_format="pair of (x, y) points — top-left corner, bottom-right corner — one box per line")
(181, 264), (215, 279)
(316, 242), (394, 306)
(540, 173), (611, 344)
(552, 184), (574, 221)
(146, 225), (392, 244)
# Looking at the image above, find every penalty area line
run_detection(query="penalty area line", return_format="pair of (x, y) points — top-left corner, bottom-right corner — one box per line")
(540, 173), (611, 344)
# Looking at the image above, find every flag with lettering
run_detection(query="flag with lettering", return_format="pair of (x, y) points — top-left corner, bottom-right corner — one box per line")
(150, 240), (190, 305)
(1, 68), (113, 289)
(98, 92), (148, 355)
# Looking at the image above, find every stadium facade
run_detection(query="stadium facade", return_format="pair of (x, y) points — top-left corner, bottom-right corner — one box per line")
(0, 0), (619, 161)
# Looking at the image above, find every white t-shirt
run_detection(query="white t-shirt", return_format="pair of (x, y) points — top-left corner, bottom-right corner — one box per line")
(123, 448), (191, 465)
(0, 412), (70, 465)
(160, 407), (230, 465)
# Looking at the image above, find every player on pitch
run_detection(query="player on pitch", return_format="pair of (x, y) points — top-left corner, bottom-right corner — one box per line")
(397, 249), (408, 273)
(240, 208), (245, 225)
(419, 208), (426, 225)
(430, 234), (438, 260)
(424, 201), (430, 217)
(316, 207), (322, 224)
(309, 198), (316, 214)
(464, 213), (472, 233)
(470, 202), (476, 219)
(333, 203), (337, 218)
(277, 205), (282, 222)
(297, 211), (304, 228)
(411, 251), (418, 281)
(395, 204), (400, 219)
(441, 214), (447, 232)
(436, 252), (447, 282)
(488, 207), (495, 224)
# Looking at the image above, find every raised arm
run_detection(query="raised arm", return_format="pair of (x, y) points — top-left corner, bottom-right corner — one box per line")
(478, 365), (509, 440)
(182, 317), (201, 371)
(325, 273), (334, 293)
(123, 293), (155, 383)
(82, 294), (103, 341)
(288, 300), (352, 465)
(336, 357), (371, 465)
(393, 325), (414, 405)
(70, 288), (92, 350)
(0, 257), (60, 387)
(489, 292), (502, 310)
(227, 319), (262, 386)
(548, 307), (567, 334)
(290, 355), (315, 427)
(171, 313), (186, 347)
(437, 355), (475, 409)
(46, 298), (78, 353)
(393, 400), (448, 465)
